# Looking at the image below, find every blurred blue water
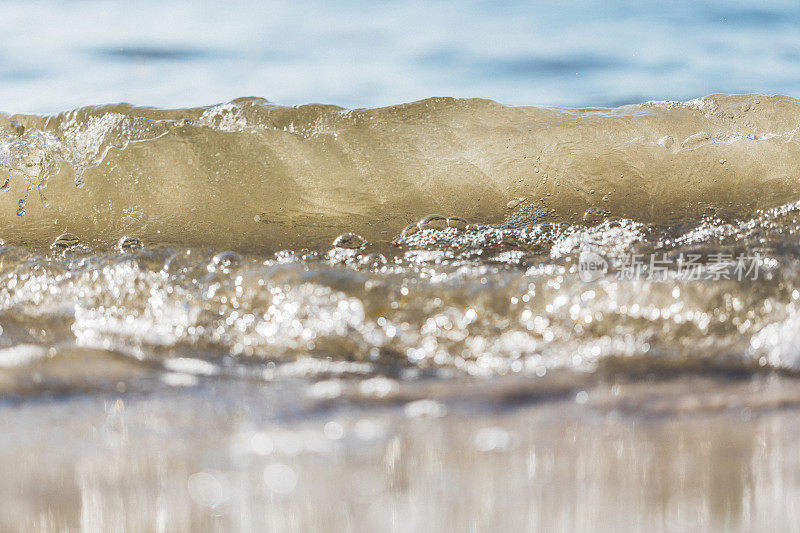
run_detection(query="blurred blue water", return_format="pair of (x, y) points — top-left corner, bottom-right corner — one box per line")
(0, 0), (799, 113)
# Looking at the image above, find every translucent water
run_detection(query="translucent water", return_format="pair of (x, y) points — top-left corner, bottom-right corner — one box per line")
(2, 1), (800, 529)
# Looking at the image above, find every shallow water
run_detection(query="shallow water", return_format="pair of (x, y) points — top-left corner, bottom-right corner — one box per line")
(5, 377), (800, 532)
(3, 93), (800, 529)
(3, 94), (800, 384)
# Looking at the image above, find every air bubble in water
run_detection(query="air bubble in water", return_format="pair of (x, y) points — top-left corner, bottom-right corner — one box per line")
(400, 223), (420, 238)
(208, 251), (241, 273)
(681, 132), (713, 150)
(37, 185), (50, 208)
(52, 233), (80, 250)
(446, 217), (468, 230)
(332, 233), (367, 249)
(657, 136), (675, 149)
(359, 252), (387, 269)
(501, 233), (520, 246)
(583, 207), (608, 224)
(74, 170), (86, 189)
(418, 214), (447, 230)
(118, 236), (143, 252)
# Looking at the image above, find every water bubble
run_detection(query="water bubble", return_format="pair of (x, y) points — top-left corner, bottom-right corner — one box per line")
(400, 223), (420, 238)
(418, 214), (447, 230)
(681, 132), (713, 150)
(118, 236), (143, 252)
(359, 252), (387, 269)
(52, 233), (80, 250)
(16, 199), (25, 217)
(37, 190), (50, 208)
(208, 251), (241, 273)
(657, 136), (675, 149)
(446, 217), (468, 230)
(73, 170), (86, 189)
(332, 233), (367, 249)
(501, 234), (520, 247)
(583, 207), (608, 224)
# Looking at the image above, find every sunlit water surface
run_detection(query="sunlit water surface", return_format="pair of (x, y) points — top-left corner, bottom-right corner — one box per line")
(2, 2), (800, 531)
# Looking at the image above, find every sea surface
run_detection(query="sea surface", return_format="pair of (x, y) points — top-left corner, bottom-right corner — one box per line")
(2, 0), (800, 112)
(3, 2), (800, 532)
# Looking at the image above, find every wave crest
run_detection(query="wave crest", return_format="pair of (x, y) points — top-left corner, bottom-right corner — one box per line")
(1, 93), (800, 250)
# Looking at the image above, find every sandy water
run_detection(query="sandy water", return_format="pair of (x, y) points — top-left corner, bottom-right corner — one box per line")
(2, 93), (800, 529)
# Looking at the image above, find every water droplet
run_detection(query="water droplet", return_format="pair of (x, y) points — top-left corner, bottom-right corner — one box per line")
(118, 236), (143, 252)
(332, 233), (367, 249)
(583, 207), (608, 224)
(0, 177), (9, 192)
(208, 251), (241, 273)
(16, 199), (25, 217)
(52, 233), (80, 250)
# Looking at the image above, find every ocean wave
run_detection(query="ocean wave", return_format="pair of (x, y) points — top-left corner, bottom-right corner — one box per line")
(2, 94), (800, 397)
(1, 94), (800, 251)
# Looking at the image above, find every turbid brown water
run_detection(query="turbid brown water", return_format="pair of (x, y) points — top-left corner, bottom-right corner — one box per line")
(3, 94), (800, 251)
(3, 94), (800, 531)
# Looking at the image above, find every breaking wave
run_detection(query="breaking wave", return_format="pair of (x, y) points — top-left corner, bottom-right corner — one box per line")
(1, 94), (800, 250)
(2, 93), (800, 398)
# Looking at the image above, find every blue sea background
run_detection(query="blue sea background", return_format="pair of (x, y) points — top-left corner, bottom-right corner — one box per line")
(1, 0), (799, 113)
